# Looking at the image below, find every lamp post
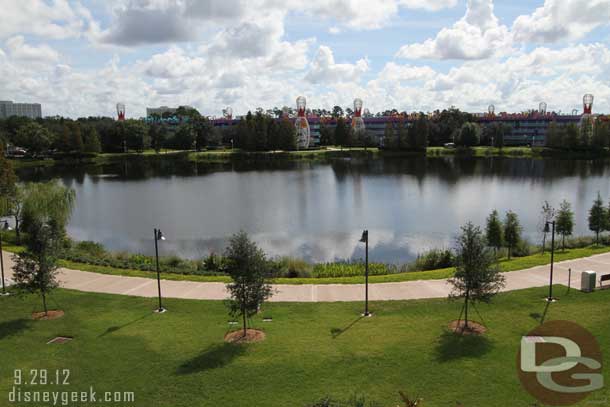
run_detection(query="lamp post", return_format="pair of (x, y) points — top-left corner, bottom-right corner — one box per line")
(359, 230), (371, 317)
(544, 221), (557, 302)
(0, 220), (12, 296)
(154, 228), (166, 313)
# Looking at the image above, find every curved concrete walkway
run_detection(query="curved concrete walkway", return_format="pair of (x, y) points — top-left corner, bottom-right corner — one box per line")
(2, 250), (610, 302)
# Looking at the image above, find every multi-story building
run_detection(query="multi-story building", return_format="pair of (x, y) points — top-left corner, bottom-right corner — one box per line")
(0, 100), (42, 119)
(475, 113), (582, 146)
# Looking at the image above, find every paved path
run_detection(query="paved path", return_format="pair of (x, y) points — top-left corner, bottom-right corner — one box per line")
(2, 251), (609, 302)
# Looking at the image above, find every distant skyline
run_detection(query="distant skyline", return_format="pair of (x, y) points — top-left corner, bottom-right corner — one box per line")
(1, 0), (609, 118)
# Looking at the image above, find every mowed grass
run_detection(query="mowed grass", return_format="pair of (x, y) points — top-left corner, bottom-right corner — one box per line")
(1, 287), (610, 406)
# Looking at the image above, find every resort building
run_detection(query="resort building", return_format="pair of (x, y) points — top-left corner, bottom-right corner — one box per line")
(0, 100), (42, 119)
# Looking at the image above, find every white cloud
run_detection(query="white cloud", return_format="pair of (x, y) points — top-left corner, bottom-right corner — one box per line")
(5, 36), (59, 62)
(0, 0), (92, 40)
(396, 0), (512, 60)
(512, 0), (610, 43)
(305, 46), (369, 84)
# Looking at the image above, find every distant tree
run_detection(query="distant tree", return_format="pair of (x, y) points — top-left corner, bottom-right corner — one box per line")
(319, 123), (334, 146)
(565, 123), (580, 149)
(555, 200), (574, 250)
(591, 121), (609, 150)
(82, 127), (101, 153)
(485, 210), (503, 255)
(589, 192), (606, 245)
(412, 115), (429, 150)
(449, 222), (505, 331)
(382, 122), (397, 150)
(580, 117), (593, 147)
(6, 184), (24, 243)
(124, 120), (149, 152)
(334, 117), (350, 147)
(397, 120), (408, 150)
(332, 105), (344, 118)
(253, 112), (268, 151)
(69, 122), (84, 152)
(539, 201), (555, 254)
(455, 122), (480, 147)
(0, 143), (16, 201)
(277, 118), (296, 150)
(194, 118), (214, 151)
(148, 124), (163, 153)
(13, 182), (75, 316)
(14, 122), (52, 155)
(503, 211), (522, 259)
(224, 231), (274, 337)
(172, 124), (196, 150)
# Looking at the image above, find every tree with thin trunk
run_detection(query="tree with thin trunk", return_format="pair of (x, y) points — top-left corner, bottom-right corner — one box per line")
(588, 192), (606, 245)
(539, 201), (555, 254)
(449, 222), (505, 331)
(555, 200), (574, 251)
(485, 209), (503, 256)
(224, 231), (273, 337)
(12, 182), (75, 316)
(503, 211), (522, 260)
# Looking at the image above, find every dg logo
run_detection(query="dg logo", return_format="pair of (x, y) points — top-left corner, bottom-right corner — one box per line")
(517, 320), (603, 406)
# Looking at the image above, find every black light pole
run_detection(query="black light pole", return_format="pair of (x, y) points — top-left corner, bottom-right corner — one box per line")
(0, 221), (8, 296)
(545, 221), (557, 302)
(154, 228), (166, 313)
(359, 230), (370, 316)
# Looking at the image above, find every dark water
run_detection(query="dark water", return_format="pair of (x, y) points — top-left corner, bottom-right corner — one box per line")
(16, 156), (610, 264)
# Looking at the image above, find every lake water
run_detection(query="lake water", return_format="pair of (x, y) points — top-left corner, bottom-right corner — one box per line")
(16, 156), (610, 264)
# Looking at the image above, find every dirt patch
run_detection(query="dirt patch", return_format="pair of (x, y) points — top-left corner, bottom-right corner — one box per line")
(448, 320), (487, 335)
(32, 310), (65, 320)
(224, 329), (265, 343)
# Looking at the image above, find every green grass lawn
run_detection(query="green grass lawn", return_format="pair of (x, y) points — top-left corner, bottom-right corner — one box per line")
(1, 287), (609, 406)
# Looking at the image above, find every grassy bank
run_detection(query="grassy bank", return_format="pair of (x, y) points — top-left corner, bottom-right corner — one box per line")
(10, 146), (610, 169)
(1, 286), (609, 406)
(3, 235), (609, 284)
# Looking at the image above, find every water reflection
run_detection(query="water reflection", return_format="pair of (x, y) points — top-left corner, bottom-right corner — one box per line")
(17, 156), (610, 264)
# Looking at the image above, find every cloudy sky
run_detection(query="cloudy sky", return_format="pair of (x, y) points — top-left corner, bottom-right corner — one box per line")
(0, 0), (609, 118)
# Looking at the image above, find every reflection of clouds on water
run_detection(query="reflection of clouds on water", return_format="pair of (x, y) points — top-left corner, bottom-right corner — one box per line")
(52, 156), (610, 264)
(73, 226), (455, 264)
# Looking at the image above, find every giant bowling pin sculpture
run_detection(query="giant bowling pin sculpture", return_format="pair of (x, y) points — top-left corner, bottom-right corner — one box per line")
(351, 98), (366, 135)
(295, 96), (310, 149)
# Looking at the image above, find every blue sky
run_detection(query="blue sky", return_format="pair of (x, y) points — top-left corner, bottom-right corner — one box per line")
(1, 0), (609, 118)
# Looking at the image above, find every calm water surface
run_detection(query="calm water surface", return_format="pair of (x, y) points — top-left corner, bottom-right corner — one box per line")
(17, 156), (610, 264)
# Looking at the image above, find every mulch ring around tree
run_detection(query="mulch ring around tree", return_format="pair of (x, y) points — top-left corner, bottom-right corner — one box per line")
(448, 320), (487, 335)
(32, 310), (65, 320)
(224, 329), (266, 343)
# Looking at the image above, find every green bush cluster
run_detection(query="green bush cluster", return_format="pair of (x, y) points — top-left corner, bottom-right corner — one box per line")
(61, 240), (224, 276)
(312, 262), (397, 278)
(408, 249), (454, 272)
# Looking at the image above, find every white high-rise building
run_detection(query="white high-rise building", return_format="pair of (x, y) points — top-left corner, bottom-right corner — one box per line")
(0, 100), (42, 119)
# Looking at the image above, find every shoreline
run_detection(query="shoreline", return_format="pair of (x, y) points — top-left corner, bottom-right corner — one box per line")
(9, 146), (610, 169)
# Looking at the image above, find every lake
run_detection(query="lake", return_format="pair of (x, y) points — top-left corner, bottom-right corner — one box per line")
(16, 156), (610, 264)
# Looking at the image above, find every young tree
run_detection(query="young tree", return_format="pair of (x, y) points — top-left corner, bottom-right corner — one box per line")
(13, 182), (75, 316)
(449, 222), (505, 330)
(539, 201), (555, 253)
(503, 211), (522, 259)
(224, 232), (274, 337)
(82, 126), (101, 153)
(555, 200), (574, 250)
(589, 192), (606, 245)
(455, 122), (480, 147)
(485, 210), (503, 255)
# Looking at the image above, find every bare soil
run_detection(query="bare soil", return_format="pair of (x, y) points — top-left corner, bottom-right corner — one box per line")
(32, 310), (65, 320)
(448, 320), (487, 335)
(224, 329), (266, 343)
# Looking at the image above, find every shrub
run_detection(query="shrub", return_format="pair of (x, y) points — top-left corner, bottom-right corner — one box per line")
(408, 249), (455, 272)
(272, 257), (313, 278)
(312, 262), (396, 278)
(73, 240), (107, 256)
(512, 239), (533, 257)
